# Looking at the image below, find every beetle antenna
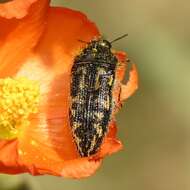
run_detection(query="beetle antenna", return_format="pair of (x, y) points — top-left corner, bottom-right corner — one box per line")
(110, 34), (128, 44)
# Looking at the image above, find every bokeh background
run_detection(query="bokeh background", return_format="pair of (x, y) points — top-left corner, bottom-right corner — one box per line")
(1, 0), (190, 190)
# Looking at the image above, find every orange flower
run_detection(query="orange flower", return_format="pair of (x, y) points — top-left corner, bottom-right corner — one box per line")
(0, 0), (138, 178)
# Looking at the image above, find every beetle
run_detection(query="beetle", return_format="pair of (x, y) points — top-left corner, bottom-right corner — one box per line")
(70, 34), (128, 157)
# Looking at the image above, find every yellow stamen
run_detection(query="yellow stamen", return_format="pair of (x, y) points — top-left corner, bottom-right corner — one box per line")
(0, 77), (40, 140)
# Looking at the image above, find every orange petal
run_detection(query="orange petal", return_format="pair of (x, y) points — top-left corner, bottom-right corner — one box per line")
(0, 140), (23, 174)
(115, 51), (138, 101)
(120, 64), (138, 101)
(0, 0), (49, 77)
(98, 122), (123, 158)
(60, 159), (102, 179)
(0, 0), (39, 19)
(36, 7), (100, 66)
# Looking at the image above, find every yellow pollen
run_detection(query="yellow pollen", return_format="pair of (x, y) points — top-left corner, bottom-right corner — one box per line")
(0, 77), (40, 140)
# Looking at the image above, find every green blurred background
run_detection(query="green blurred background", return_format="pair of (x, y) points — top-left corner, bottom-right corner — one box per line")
(1, 0), (190, 190)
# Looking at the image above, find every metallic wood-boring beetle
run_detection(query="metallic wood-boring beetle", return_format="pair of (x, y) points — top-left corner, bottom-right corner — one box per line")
(70, 34), (127, 157)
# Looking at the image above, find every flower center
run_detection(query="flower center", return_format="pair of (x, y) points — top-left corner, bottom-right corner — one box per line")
(0, 77), (40, 140)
